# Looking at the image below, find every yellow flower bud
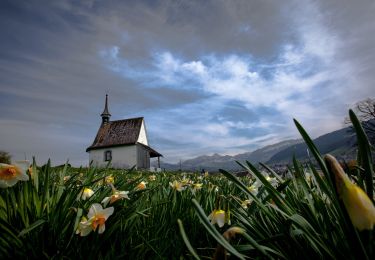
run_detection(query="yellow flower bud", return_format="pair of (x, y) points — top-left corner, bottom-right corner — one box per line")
(325, 154), (375, 231)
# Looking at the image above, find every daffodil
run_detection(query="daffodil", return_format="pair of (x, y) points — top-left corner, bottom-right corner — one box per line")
(265, 175), (277, 186)
(0, 161), (29, 188)
(136, 181), (147, 190)
(76, 216), (92, 237)
(63, 175), (71, 182)
(248, 180), (260, 194)
(105, 175), (115, 185)
(102, 190), (130, 207)
(149, 175), (156, 181)
(181, 176), (192, 186)
(79, 188), (94, 200)
(76, 203), (114, 236)
(241, 199), (252, 209)
(208, 209), (226, 228)
(325, 154), (375, 231)
(169, 180), (186, 192)
(192, 183), (203, 193)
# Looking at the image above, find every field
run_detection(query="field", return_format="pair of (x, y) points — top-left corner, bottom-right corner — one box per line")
(1, 110), (374, 259)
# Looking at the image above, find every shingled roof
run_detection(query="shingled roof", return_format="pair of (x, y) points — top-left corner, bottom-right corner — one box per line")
(86, 117), (144, 152)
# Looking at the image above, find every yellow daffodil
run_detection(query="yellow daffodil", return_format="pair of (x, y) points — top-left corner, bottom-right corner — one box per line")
(76, 203), (114, 236)
(325, 154), (375, 231)
(136, 181), (147, 190)
(192, 183), (203, 192)
(105, 175), (115, 185)
(102, 190), (130, 207)
(169, 180), (186, 192)
(208, 209), (226, 228)
(149, 175), (156, 181)
(79, 188), (94, 200)
(181, 176), (192, 185)
(0, 161), (29, 188)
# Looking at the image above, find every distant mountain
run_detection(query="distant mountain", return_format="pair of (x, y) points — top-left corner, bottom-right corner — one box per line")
(234, 139), (303, 163)
(154, 125), (363, 172)
(267, 126), (356, 164)
(155, 139), (303, 171)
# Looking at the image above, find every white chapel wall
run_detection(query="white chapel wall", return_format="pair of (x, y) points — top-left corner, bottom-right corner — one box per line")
(137, 120), (148, 145)
(89, 145), (137, 169)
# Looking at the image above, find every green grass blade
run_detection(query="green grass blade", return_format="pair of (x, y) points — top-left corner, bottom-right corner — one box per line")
(349, 109), (374, 200)
(18, 219), (46, 237)
(191, 199), (245, 260)
(293, 119), (330, 183)
(177, 219), (200, 260)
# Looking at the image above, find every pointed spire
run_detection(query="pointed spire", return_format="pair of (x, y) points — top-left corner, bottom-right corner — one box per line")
(101, 94), (111, 124)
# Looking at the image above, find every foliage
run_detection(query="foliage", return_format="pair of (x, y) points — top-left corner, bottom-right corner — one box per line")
(0, 109), (374, 259)
(0, 151), (11, 164)
(179, 109), (374, 259)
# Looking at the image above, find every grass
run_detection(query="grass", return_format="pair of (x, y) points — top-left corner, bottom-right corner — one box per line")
(0, 109), (374, 259)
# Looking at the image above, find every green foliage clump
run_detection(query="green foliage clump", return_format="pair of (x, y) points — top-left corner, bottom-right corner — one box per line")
(0, 109), (374, 259)
(0, 151), (11, 164)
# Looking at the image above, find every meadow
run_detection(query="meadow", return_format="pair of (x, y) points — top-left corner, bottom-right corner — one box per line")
(0, 110), (374, 259)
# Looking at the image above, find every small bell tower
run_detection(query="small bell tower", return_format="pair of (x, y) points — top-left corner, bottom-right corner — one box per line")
(101, 94), (111, 124)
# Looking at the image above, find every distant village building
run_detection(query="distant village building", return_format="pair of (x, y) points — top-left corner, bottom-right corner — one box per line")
(86, 95), (162, 169)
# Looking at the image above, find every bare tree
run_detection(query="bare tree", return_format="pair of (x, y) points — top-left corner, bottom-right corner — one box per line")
(345, 98), (375, 144)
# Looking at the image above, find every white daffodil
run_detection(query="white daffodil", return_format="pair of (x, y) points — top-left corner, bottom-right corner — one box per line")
(101, 190), (130, 207)
(76, 203), (114, 236)
(265, 175), (277, 186)
(241, 199), (252, 209)
(75, 216), (92, 237)
(136, 181), (147, 190)
(79, 188), (94, 200)
(0, 161), (30, 188)
(248, 181), (260, 195)
(208, 209), (226, 228)
(169, 180), (186, 192)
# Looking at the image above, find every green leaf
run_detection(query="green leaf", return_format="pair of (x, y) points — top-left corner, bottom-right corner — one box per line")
(191, 199), (246, 260)
(177, 219), (200, 260)
(349, 109), (374, 200)
(18, 219), (46, 237)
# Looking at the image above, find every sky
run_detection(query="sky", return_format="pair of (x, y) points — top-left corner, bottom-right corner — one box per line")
(1, 0), (374, 166)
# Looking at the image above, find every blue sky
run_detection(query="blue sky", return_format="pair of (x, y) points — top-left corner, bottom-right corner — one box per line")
(1, 0), (374, 165)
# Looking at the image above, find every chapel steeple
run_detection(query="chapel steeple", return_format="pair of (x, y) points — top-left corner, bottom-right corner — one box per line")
(101, 94), (111, 124)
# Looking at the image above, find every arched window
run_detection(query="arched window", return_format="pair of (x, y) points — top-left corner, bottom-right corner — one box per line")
(104, 150), (112, 161)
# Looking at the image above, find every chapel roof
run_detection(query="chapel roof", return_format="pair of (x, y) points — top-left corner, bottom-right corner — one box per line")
(86, 117), (144, 152)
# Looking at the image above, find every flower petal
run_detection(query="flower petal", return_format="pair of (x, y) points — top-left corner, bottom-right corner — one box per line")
(88, 203), (103, 218)
(102, 207), (114, 220)
(98, 224), (106, 234)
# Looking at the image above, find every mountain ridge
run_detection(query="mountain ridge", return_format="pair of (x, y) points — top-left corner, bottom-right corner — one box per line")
(154, 125), (357, 172)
